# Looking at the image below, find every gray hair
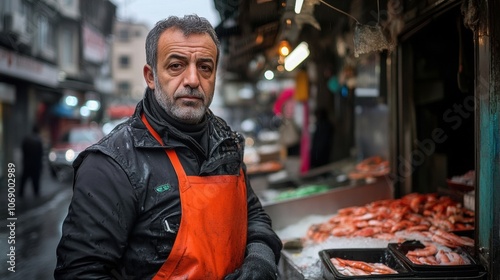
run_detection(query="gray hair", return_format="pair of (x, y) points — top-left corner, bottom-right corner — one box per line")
(145, 14), (221, 73)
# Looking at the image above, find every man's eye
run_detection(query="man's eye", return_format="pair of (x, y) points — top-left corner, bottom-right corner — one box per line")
(199, 64), (213, 72)
(170, 63), (183, 70)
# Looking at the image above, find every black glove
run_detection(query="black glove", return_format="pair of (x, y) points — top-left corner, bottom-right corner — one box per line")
(224, 243), (278, 280)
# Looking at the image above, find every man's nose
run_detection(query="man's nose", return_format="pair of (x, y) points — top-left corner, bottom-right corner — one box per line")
(183, 64), (200, 89)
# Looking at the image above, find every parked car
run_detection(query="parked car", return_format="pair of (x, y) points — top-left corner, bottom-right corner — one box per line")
(48, 125), (104, 182)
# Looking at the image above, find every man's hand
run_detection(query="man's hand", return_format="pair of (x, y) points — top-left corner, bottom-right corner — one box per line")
(224, 243), (278, 280)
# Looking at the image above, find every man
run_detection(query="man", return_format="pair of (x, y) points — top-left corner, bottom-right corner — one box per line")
(19, 124), (44, 197)
(55, 15), (282, 279)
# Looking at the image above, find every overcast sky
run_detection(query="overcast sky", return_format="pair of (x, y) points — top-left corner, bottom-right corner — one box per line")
(112, 0), (221, 29)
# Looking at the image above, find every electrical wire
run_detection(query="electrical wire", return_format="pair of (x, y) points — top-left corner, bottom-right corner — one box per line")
(318, 0), (360, 24)
(318, 0), (382, 24)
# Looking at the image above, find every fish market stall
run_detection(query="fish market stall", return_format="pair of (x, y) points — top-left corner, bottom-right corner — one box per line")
(249, 0), (499, 278)
(273, 192), (484, 279)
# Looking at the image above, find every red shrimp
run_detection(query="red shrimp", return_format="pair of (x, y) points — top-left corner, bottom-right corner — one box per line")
(406, 243), (437, 257)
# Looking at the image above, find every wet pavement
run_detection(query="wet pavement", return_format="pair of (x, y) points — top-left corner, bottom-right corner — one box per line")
(0, 162), (72, 280)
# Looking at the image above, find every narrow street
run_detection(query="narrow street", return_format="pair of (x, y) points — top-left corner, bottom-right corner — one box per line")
(0, 162), (72, 280)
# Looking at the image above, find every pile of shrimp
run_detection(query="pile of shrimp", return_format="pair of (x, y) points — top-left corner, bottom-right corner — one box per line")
(306, 192), (475, 249)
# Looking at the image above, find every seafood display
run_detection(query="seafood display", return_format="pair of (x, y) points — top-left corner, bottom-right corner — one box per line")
(447, 170), (475, 192)
(306, 192), (475, 252)
(279, 192), (482, 279)
(348, 156), (390, 180)
(407, 247), (470, 266)
(385, 240), (481, 278)
(330, 257), (398, 276)
(390, 240), (473, 267)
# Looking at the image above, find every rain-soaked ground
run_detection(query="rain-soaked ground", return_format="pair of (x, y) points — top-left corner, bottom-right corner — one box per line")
(0, 163), (72, 280)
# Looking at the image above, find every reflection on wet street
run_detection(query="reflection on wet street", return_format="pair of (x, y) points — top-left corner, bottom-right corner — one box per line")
(0, 165), (72, 280)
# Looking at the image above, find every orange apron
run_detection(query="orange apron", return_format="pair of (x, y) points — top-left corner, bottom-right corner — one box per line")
(142, 114), (247, 279)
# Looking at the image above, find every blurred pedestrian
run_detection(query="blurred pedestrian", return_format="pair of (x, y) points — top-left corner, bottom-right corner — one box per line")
(310, 108), (334, 168)
(19, 124), (44, 197)
(55, 14), (282, 280)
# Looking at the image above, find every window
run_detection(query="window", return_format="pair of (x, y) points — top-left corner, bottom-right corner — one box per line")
(118, 28), (129, 41)
(60, 27), (77, 71)
(38, 15), (55, 50)
(119, 55), (130, 68)
(117, 81), (131, 96)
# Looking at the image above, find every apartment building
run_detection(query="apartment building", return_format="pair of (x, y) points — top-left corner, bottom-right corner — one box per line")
(0, 0), (115, 177)
(107, 20), (149, 120)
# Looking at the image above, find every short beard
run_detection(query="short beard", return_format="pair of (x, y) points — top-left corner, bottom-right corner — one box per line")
(153, 73), (209, 124)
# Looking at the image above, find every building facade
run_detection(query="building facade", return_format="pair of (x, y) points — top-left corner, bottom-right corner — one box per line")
(107, 20), (149, 120)
(0, 0), (115, 178)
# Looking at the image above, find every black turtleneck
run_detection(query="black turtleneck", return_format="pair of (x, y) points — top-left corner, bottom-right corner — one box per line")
(142, 90), (209, 157)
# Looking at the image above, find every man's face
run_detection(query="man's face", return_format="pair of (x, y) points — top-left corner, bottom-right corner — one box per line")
(144, 28), (217, 124)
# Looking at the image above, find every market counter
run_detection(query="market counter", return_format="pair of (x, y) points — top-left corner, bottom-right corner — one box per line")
(263, 177), (393, 231)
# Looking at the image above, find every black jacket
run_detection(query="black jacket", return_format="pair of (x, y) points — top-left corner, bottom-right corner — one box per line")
(55, 100), (282, 279)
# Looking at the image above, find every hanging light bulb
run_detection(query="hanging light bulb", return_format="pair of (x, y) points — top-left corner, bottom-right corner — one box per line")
(278, 40), (291, 57)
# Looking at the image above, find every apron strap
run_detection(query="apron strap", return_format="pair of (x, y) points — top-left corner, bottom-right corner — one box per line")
(141, 113), (189, 183)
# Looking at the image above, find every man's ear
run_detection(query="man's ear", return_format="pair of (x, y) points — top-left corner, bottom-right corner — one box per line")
(143, 64), (155, 89)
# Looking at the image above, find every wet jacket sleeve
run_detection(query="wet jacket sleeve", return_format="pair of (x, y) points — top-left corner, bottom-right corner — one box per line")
(54, 152), (138, 280)
(243, 167), (283, 264)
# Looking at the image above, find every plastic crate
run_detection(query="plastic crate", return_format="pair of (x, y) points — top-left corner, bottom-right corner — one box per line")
(388, 241), (481, 277)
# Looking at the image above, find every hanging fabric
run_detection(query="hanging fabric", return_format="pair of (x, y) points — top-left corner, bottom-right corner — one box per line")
(318, 0), (393, 57)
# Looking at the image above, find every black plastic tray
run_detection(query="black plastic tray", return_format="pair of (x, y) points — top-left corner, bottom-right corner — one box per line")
(319, 248), (413, 279)
(388, 241), (481, 277)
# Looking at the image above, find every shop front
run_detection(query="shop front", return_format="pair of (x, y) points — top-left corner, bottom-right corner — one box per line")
(233, 0), (499, 279)
(0, 46), (59, 171)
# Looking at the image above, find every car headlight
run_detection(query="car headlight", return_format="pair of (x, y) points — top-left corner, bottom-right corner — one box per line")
(65, 149), (76, 162)
(48, 151), (57, 162)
